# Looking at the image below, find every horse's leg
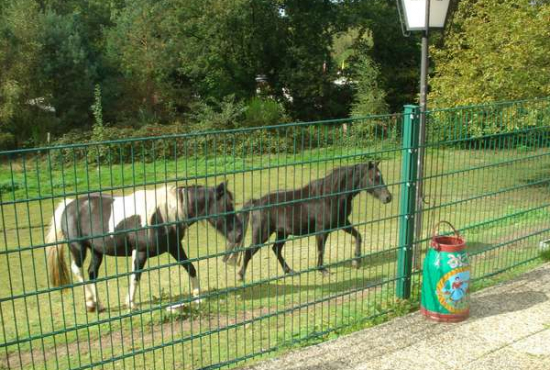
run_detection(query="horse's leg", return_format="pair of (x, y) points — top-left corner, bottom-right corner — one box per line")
(315, 233), (330, 277)
(272, 232), (294, 275)
(165, 242), (201, 312)
(126, 249), (147, 311)
(238, 224), (268, 281)
(87, 249), (105, 312)
(68, 243), (96, 312)
(342, 220), (363, 268)
(168, 242), (200, 300)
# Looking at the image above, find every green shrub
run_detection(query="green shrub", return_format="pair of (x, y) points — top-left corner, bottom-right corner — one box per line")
(0, 132), (16, 151)
(188, 95), (246, 131)
(243, 98), (289, 128)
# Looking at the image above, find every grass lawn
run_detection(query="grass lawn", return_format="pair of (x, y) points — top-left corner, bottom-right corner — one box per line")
(1, 142), (549, 370)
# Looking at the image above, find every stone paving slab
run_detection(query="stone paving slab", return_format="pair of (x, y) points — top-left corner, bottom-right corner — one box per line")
(241, 263), (550, 370)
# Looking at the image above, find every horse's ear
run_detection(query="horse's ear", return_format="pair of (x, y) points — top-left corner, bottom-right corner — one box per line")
(216, 181), (228, 198)
(368, 161), (380, 169)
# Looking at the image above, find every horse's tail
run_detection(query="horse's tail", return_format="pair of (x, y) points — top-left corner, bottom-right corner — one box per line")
(223, 199), (255, 266)
(46, 199), (73, 288)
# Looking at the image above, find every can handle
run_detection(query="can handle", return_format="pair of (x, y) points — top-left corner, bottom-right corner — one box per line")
(432, 221), (461, 240)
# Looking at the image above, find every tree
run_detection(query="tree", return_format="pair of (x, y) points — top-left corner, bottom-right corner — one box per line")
(105, 0), (188, 125)
(430, 0), (550, 107)
(0, 1), (100, 146)
(337, 0), (420, 111)
(0, 0), (43, 146)
(38, 10), (97, 129)
(276, 0), (342, 120)
(351, 54), (388, 117)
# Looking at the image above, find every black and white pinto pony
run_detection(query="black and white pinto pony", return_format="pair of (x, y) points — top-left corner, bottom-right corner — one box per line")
(46, 182), (243, 312)
(224, 162), (392, 281)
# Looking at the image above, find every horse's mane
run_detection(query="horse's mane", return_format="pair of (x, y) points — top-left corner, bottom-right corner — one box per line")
(306, 163), (369, 196)
(137, 185), (186, 227)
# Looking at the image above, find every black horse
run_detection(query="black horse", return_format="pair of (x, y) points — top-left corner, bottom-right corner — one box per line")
(46, 182), (242, 312)
(224, 162), (392, 281)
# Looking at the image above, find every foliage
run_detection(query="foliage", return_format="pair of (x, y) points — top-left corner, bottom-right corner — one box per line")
(1, 0), (548, 148)
(351, 54), (389, 117)
(0, 0), (418, 147)
(188, 95), (247, 131)
(0, 132), (16, 151)
(91, 84), (105, 142)
(337, 0), (420, 111)
(431, 0), (550, 107)
(104, 0), (188, 125)
(243, 98), (289, 128)
(0, 0), (43, 144)
(427, 99), (550, 142)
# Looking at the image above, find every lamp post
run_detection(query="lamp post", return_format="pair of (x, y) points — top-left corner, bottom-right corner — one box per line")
(398, 0), (452, 269)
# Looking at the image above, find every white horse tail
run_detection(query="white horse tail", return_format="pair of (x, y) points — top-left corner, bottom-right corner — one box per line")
(46, 199), (73, 288)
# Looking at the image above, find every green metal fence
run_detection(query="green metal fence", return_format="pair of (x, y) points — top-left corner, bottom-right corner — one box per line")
(1, 98), (549, 369)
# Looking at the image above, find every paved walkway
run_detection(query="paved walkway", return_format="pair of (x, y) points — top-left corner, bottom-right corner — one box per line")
(242, 263), (550, 370)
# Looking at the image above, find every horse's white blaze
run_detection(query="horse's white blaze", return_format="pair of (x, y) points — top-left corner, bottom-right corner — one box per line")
(71, 260), (94, 306)
(126, 249), (139, 309)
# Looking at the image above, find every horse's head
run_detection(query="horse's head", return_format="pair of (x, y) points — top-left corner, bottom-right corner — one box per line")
(205, 181), (244, 248)
(362, 161), (392, 204)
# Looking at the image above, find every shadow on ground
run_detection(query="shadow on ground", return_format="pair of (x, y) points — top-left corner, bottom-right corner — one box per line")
(471, 267), (549, 319)
(239, 274), (386, 301)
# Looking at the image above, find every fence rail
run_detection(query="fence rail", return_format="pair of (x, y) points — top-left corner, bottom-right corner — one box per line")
(1, 98), (549, 370)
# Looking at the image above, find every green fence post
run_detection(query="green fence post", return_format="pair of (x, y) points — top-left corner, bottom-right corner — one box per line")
(397, 105), (420, 299)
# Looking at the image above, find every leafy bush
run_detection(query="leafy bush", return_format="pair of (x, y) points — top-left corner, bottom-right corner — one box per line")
(427, 101), (550, 146)
(188, 95), (246, 131)
(0, 132), (16, 151)
(243, 98), (289, 128)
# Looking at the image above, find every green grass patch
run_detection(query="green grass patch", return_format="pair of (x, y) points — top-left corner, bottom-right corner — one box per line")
(1, 145), (550, 369)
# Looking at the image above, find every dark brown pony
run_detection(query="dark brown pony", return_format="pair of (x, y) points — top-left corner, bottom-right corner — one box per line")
(224, 162), (392, 281)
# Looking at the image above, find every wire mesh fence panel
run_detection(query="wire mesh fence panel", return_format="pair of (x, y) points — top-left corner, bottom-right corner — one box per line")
(0, 115), (404, 370)
(411, 98), (550, 297)
(0, 98), (549, 370)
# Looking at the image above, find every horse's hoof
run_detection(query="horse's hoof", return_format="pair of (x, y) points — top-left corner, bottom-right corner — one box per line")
(285, 269), (296, 276)
(319, 269), (331, 277)
(224, 257), (239, 267)
(351, 260), (361, 269)
(237, 274), (244, 282)
(86, 304), (105, 313)
(166, 303), (186, 313)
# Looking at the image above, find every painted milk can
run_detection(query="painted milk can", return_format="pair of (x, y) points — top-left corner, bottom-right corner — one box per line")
(421, 221), (470, 322)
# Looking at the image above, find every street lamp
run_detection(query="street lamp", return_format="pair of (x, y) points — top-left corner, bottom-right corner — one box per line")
(400, 0), (451, 31)
(397, 0), (452, 269)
